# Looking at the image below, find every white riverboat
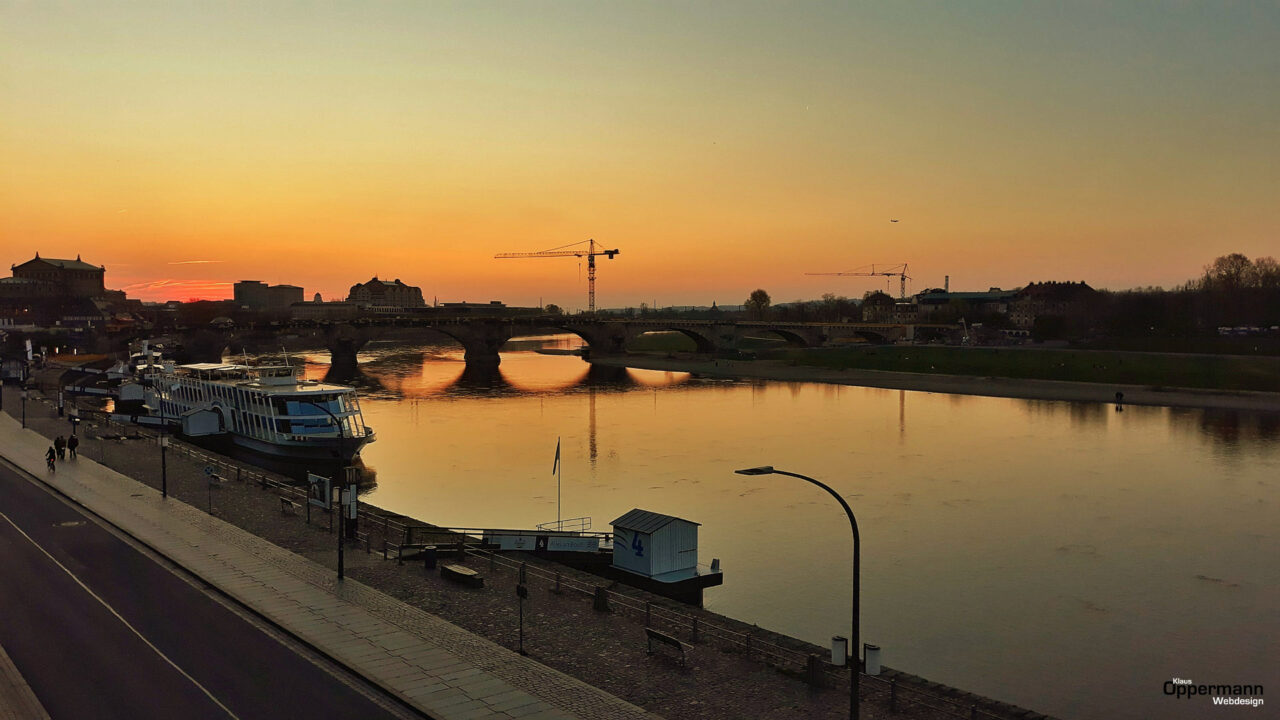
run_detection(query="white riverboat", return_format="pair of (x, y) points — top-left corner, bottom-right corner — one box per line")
(137, 362), (375, 462)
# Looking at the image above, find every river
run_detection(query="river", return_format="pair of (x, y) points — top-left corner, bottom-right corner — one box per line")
(281, 336), (1276, 720)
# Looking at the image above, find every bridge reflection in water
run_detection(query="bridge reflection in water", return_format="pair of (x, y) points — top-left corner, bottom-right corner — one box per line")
(309, 341), (691, 400)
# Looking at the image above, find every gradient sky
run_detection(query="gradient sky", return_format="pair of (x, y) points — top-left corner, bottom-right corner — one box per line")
(3, 2), (1277, 307)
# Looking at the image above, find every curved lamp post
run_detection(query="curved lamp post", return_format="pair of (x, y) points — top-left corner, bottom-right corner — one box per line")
(736, 465), (861, 720)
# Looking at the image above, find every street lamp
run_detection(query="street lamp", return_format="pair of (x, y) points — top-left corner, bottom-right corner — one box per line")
(300, 398), (356, 580)
(736, 465), (861, 720)
(20, 389), (28, 429)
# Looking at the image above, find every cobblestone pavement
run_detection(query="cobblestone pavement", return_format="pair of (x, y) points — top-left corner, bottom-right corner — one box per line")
(2, 378), (1058, 720)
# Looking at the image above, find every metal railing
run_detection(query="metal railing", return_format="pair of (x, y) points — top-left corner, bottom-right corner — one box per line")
(78, 410), (1041, 720)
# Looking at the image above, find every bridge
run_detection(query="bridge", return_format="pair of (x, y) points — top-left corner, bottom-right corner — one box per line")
(171, 316), (940, 376)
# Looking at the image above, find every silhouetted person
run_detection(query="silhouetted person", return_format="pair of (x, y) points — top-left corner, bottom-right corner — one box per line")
(68, 434), (79, 459)
(54, 435), (66, 460)
(1115, 390), (1125, 412)
(46, 446), (56, 472)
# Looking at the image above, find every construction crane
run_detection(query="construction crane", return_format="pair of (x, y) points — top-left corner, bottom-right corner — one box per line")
(495, 239), (620, 314)
(806, 263), (912, 299)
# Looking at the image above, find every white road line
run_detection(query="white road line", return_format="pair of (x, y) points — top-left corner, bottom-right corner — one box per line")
(0, 508), (242, 720)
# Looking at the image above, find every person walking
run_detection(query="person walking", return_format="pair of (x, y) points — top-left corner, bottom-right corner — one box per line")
(54, 435), (66, 461)
(68, 434), (79, 459)
(45, 445), (56, 472)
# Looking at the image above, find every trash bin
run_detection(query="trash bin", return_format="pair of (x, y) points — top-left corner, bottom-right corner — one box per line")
(423, 545), (438, 569)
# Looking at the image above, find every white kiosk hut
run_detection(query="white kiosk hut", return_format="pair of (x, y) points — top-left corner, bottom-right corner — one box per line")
(610, 509), (722, 604)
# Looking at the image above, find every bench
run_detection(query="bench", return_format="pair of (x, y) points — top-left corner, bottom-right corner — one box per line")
(397, 543), (432, 564)
(441, 563), (484, 588)
(279, 497), (299, 515)
(645, 627), (687, 668)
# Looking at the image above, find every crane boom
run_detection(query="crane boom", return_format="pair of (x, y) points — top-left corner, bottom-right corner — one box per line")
(806, 263), (911, 299)
(495, 238), (620, 313)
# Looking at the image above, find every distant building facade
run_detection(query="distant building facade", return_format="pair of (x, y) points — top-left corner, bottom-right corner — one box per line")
(8, 254), (106, 298)
(915, 288), (1020, 321)
(234, 281), (304, 311)
(291, 300), (360, 321)
(347, 277), (424, 307)
(1010, 281), (1098, 330)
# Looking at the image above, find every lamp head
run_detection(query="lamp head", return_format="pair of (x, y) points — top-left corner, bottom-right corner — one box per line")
(735, 466), (775, 476)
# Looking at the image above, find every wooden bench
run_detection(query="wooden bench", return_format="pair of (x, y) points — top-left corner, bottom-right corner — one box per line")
(397, 543), (431, 564)
(440, 563), (484, 588)
(645, 627), (687, 668)
(279, 497), (299, 515)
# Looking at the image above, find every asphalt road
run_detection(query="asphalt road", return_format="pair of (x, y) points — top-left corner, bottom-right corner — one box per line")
(0, 459), (419, 720)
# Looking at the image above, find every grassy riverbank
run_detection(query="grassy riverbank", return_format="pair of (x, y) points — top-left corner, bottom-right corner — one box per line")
(771, 345), (1280, 393)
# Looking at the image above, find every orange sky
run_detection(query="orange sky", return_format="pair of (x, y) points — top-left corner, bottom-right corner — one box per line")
(3, 3), (1276, 307)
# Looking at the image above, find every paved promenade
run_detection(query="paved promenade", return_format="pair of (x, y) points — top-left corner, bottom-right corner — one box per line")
(0, 412), (658, 720)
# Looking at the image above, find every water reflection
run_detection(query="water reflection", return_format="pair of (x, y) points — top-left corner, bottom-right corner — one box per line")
(1020, 398), (1110, 428)
(301, 340), (693, 399)
(235, 337), (1277, 720)
(1168, 407), (1280, 449)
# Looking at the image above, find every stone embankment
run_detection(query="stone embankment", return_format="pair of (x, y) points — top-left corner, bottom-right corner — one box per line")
(4, 372), (1061, 720)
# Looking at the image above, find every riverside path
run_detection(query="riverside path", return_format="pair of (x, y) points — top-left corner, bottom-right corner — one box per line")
(0, 409), (659, 720)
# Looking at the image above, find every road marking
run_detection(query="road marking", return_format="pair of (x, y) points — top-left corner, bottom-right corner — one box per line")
(0, 509), (242, 720)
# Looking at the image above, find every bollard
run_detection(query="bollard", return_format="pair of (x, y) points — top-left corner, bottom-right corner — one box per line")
(593, 586), (610, 612)
(970, 705), (977, 720)
(831, 636), (848, 666)
(806, 654), (823, 688)
(864, 643), (881, 675)
(890, 678), (898, 713)
(423, 545), (437, 570)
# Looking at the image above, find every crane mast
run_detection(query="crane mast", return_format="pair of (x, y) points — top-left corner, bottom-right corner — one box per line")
(495, 239), (620, 314)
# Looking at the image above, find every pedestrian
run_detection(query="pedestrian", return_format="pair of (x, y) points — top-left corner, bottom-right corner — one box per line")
(45, 445), (56, 472)
(68, 434), (79, 459)
(54, 435), (66, 461)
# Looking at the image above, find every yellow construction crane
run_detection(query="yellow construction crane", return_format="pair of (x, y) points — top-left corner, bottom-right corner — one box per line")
(806, 263), (912, 299)
(495, 239), (620, 314)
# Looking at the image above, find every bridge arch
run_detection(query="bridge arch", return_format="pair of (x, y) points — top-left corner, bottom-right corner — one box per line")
(630, 326), (718, 354)
(740, 327), (815, 348)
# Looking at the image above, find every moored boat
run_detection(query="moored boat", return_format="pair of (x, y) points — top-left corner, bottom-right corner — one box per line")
(134, 361), (374, 462)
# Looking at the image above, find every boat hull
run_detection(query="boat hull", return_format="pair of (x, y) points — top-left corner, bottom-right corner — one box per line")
(230, 432), (374, 463)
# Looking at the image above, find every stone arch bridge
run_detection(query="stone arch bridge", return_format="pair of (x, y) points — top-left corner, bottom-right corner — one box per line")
(175, 317), (931, 374)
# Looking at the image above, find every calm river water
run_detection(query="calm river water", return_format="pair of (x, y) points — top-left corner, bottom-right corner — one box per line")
(285, 337), (1276, 720)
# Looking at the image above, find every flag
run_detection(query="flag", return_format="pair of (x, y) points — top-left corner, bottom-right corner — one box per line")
(552, 438), (560, 475)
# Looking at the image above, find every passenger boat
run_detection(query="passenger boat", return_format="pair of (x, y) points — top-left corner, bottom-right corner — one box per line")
(136, 362), (375, 462)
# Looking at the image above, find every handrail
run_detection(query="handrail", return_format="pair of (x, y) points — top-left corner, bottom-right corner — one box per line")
(88, 412), (1026, 720)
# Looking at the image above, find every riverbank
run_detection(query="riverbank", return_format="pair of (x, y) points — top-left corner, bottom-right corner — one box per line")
(590, 354), (1280, 412)
(3, 377), (1062, 720)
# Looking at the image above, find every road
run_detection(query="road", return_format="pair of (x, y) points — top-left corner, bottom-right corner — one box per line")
(0, 458), (420, 720)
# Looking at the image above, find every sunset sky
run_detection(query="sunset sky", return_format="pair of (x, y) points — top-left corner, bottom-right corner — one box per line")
(3, 2), (1276, 308)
